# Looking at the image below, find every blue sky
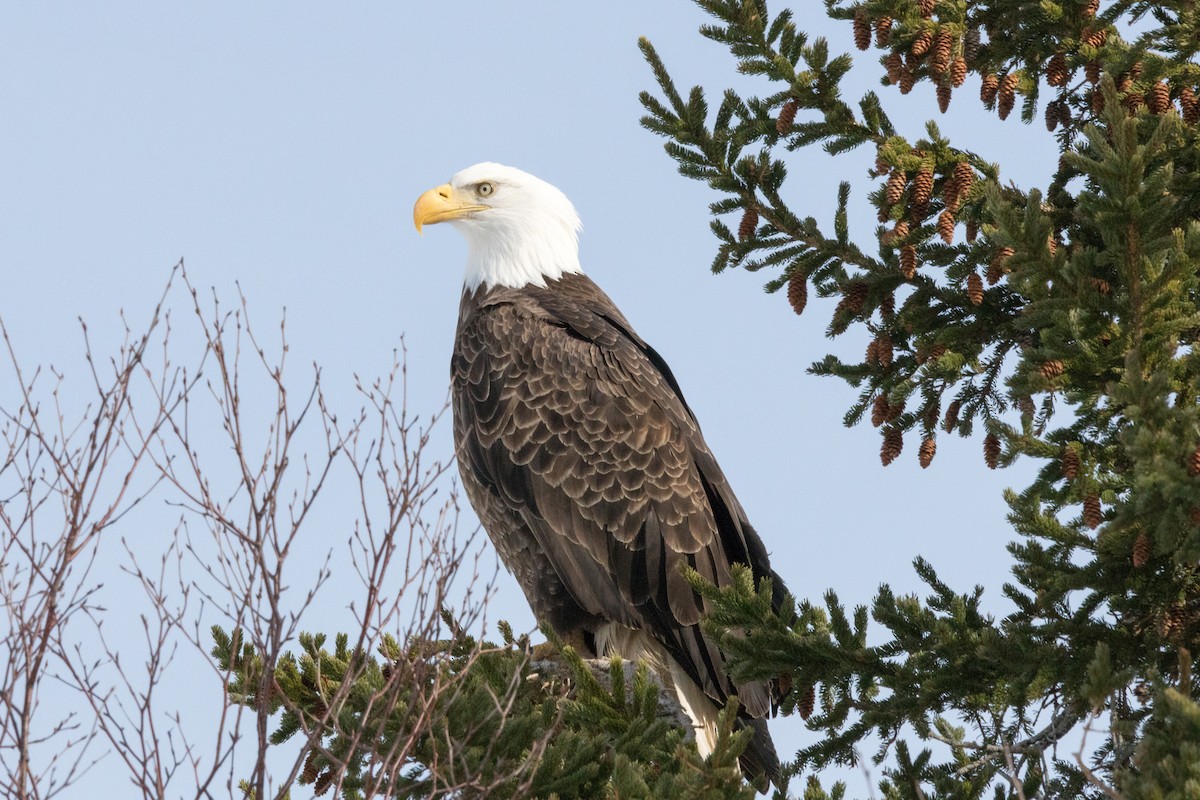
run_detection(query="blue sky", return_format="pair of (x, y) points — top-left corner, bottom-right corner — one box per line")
(0, 3), (1059, 796)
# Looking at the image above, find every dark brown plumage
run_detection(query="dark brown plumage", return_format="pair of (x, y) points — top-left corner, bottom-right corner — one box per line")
(417, 163), (787, 792)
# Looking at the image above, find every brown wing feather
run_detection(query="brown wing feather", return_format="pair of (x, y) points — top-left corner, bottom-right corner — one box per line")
(452, 273), (784, 722)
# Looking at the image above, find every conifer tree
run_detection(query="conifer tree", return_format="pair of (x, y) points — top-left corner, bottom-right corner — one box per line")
(636, 0), (1200, 796)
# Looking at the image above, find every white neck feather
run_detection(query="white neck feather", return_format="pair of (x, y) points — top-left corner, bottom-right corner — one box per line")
(458, 212), (582, 291)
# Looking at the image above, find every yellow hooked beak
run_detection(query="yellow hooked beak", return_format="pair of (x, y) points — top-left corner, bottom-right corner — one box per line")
(413, 183), (487, 234)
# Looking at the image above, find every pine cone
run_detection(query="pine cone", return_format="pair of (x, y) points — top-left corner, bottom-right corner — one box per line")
(918, 0), (937, 18)
(900, 244), (918, 279)
(876, 333), (894, 368)
(886, 52), (904, 84)
(966, 217), (979, 245)
(899, 68), (917, 94)
(1188, 443), (1200, 477)
(998, 72), (1019, 120)
(738, 206), (758, 240)
(1181, 86), (1199, 125)
(798, 684), (816, 720)
(871, 394), (890, 427)
(1017, 395), (1036, 417)
(1062, 446), (1080, 480)
(880, 291), (895, 320)
(1047, 234), (1058, 257)
(1040, 360), (1066, 379)
(981, 73), (1000, 104)
(942, 176), (960, 210)
(845, 281), (868, 315)
(1129, 61), (1143, 81)
(952, 162), (974, 194)
(313, 768), (334, 796)
(1089, 276), (1112, 294)
(776, 98), (799, 134)
(881, 427), (904, 466)
(932, 28), (953, 75)
(787, 272), (808, 315)
(937, 208), (956, 243)
(866, 339), (879, 364)
(943, 400), (961, 432)
(302, 749), (321, 783)
(991, 246), (1014, 278)
(984, 433), (1001, 469)
(1046, 53), (1068, 87)
(912, 30), (933, 58)
(1132, 531), (1152, 568)
(1045, 100), (1061, 131)
(967, 271), (984, 304)
(919, 437), (937, 468)
(885, 170), (907, 205)
(1082, 25), (1108, 49)
(875, 16), (893, 47)
(1086, 60), (1101, 85)
(1124, 92), (1144, 114)
(963, 27), (981, 63)
(1083, 0), (1099, 18)
(1091, 88), (1105, 114)
(1082, 493), (1102, 529)
(891, 219), (910, 243)
(1149, 81), (1171, 114)
(1191, 506), (1200, 527)
(937, 83), (952, 113)
(950, 56), (967, 87)
(984, 260), (1002, 286)
(1159, 603), (1187, 639)
(912, 167), (934, 208)
(853, 8), (872, 50)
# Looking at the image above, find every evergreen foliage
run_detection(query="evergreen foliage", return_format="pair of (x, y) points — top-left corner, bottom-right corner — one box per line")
(210, 621), (754, 799)
(639, 0), (1200, 796)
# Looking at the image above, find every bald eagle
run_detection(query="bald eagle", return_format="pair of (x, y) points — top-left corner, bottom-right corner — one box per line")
(414, 163), (788, 791)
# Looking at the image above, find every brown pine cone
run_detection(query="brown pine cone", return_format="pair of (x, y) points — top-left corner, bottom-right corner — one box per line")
(880, 291), (895, 320)
(998, 73), (1019, 120)
(899, 68), (917, 94)
(739, 206), (758, 240)
(967, 271), (984, 304)
(1129, 61), (1143, 80)
(963, 27), (981, 62)
(1124, 92), (1144, 114)
(871, 394), (890, 427)
(1159, 603), (1187, 639)
(1188, 443), (1200, 476)
(1089, 276), (1112, 294)
(1046, 53), (1068, 87)
(1082, 25), (1108, 48)
(950, 56), (967, 87)
(912, 167), (934, 208)
(937, 208), (956, 243)
(1181, 87), (1199, 125)
(1045, 100), (1061, 131)
(1148, 81), (1171, 114)
(900, 244), (918, 279)
(302, 749), (321, 783)
(776, 98), (799, 134)
(912, 30), (933, 58)
(886, 52), (904, 84)
(798, 684), (816, 720)
(966, 217), (979, 245)
(938, 83), (952, 113)
(1191, 506), (1200, 527)
(854, 8), (872, 50)
(891, 219), (910, 243)
(1082, 494), (1102, 529)
(919, 437), (937, 468)
(866, 339), (880, 364)
(885, 170), (907, 206)
(1040, 360), (1066, 379)
(845, 281), (868, 315)
(981, 73), (1000, 104)
(992, 245), (1014, 277)
(787, 272), (808, 315)
(932, 28), (953, 75)
(1047, 234), (1057, 257)
(1085, 60), (1101, 84)
(952, 162), (974, 194)
(1017, 396), (1036, 417)
(1083, 0), (1100, 17)
(942, 176), (960, 210)
(881, 427), (904, 466)
(1132, 531), (1152, 568)
(876, 333), (894, 368)
(943, 400), (961, 433)
(876, 16), (893, 47)
(1062, 446), (1080, 480)
(984, 433), (1001, 469)
(1091, 87), (1105, 114)
(918, 0), (937, 17)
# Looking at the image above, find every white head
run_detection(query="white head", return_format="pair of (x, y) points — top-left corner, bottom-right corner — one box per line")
(413, 163), (583, 290)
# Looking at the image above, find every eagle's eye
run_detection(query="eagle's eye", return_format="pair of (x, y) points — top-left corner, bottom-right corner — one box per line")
(476, 182), (496, 198)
